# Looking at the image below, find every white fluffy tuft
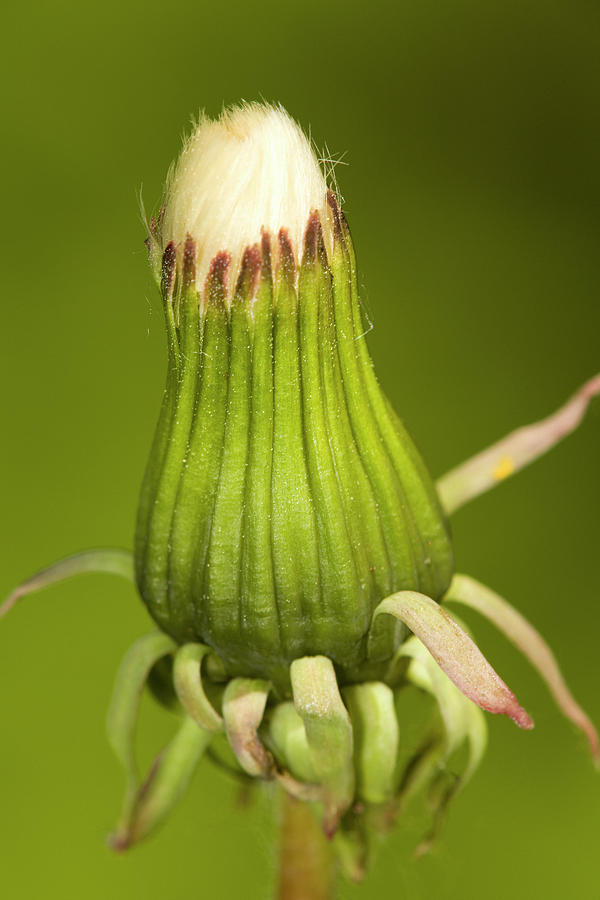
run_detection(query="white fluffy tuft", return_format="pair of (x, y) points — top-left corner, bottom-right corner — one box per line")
(161, 103), (333, 294)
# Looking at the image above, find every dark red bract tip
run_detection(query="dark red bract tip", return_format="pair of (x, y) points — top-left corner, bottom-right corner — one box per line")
(302, 211), (322, 265)
(235, 243), (262, 301)
(326, 190), (344, 239)
(182, 234), (197, 288)
(205, 251), (231, 306)
(260, 229), (273, 278)
(277, 228), (296, 283)
(339, 207), (352, 240)
(160, 242), (177, 299)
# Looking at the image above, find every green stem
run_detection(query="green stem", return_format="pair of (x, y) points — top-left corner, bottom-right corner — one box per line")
(277, 791), (337, 900)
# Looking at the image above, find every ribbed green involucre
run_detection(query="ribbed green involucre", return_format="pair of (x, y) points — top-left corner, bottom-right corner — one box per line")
(135, 196), (454, 692)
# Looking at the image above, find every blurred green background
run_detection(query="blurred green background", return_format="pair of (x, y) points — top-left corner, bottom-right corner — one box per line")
(1, 0), (599, 897)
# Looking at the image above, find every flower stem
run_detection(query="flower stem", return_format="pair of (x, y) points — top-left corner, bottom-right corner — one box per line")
(277, 790), (337, 900)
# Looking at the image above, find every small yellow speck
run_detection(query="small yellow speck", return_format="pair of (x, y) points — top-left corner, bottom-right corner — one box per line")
(493, 456), (515, 481)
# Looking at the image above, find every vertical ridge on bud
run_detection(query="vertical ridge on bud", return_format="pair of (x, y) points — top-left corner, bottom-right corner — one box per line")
(316, 227), (390, 608)
(271, 228), (321, 659)
(298, 215), (365, 658)
(327, 201), (418, 621)
(332, 202), (430, 608)
(136, 241), (201, 631)
(328, 192), (453, 601)
(169, 254), (231, 641)
(136, 241), (178, 543)
(204, 249), (255, 654)
(240, 235), (280, 664)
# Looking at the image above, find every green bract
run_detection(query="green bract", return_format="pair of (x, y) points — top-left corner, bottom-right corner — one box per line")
(135, 196), (453, 690)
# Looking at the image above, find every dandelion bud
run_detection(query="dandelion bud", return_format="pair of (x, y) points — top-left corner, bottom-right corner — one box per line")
(135, 102), (454, 690)
(4, 101), (596, 882)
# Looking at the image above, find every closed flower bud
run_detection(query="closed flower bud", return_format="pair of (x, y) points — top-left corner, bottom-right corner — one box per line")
(3, 101), (597, 885)
(135, 103), (454, 690)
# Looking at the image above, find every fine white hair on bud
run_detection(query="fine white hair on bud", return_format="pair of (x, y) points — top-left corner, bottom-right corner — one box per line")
(159, 102), (334, 296)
